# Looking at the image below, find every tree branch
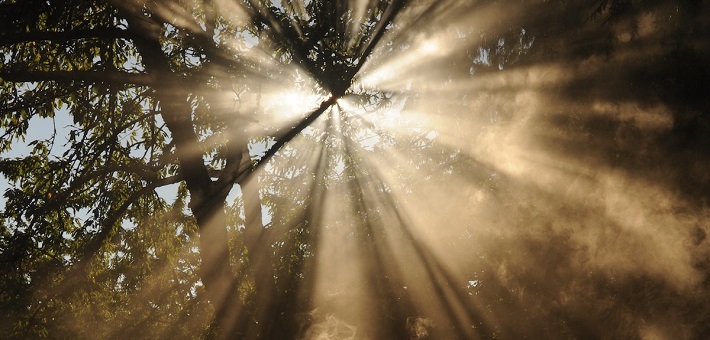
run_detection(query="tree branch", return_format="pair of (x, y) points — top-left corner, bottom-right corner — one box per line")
(0, 70), (155, 86)
(0, 28), (134, 46)
(77, 174), (181, 266)
(243, 0), (329, 91)
(112, 3), (256, 335)
(235, 0), (408, 184)
(235, 94), (338, 184)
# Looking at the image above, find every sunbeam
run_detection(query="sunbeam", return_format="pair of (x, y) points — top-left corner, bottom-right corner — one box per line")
(1, 0), (709, 338)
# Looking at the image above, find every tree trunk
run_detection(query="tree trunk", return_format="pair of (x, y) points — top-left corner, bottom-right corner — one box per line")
(118, 7), (255, 337)
(193, 191), (254, 338)
(158, 90), (254, 337)
(240, 149), (279, 337)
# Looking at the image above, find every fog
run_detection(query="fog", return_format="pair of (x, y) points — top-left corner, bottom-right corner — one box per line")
(2, 0), (708, 338)
(266, 1), (710, 338)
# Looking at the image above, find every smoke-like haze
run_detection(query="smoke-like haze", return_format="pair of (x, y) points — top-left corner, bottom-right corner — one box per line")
(2, 0), (708, 338)
(289, 1), (710, 338)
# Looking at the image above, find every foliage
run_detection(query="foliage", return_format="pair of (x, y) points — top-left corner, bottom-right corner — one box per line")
(1, 0), (709, 339)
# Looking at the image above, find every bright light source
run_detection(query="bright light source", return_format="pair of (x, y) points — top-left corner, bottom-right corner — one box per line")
(420, 39), (440, 55)
(263, 90), (324, 122)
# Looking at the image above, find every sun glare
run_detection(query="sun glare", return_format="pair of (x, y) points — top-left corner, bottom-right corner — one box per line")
(7, 0), (708, 338)
(419, 39), (441, 56)
(262, 90), (325, 122)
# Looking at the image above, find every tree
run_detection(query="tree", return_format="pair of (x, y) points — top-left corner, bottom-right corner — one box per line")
(2, 0), (710, 339)
(0, 0), (413, 337)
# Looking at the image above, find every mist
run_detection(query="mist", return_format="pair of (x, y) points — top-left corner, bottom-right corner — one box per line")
(2, 0), (708, 339)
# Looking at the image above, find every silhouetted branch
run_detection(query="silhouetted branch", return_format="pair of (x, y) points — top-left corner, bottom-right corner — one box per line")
(78, 174), (181, 266)
(0, 70), (155, 86)
(235, 94), (338, 184)
(0, 28), (134, 46)
(236, 0), (407, 184)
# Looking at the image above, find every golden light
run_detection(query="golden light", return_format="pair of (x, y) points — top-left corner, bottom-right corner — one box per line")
(17, 0), (706, 338)
(257, 86), (326, 129)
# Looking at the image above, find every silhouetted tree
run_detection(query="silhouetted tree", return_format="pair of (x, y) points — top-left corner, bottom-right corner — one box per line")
(0, 0), (407, 337)
(2, 0), (709, 339)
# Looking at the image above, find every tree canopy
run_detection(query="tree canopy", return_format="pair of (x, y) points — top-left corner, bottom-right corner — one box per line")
(1, 0), (709, 339)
